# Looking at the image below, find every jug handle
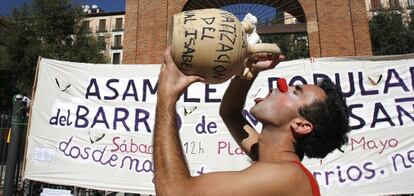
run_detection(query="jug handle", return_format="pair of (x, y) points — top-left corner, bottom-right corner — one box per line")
(241, 43), (281, 80)
(241, 21), (254, 34)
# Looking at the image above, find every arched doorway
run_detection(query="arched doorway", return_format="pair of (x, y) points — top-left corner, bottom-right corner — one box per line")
(183, 0), (306, 24)
(182, 1), (309, 60)
(123, 0), (372, 64)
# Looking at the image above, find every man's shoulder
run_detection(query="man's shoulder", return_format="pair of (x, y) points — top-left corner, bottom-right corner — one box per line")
(250, 161), (305, 177)
(245, 161), (312, 195)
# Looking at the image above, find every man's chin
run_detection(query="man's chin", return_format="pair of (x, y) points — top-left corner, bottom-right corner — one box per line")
(250, 107), (258, 118)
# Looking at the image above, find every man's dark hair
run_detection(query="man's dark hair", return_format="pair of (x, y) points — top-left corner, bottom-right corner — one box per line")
(294, 79), (350, 160)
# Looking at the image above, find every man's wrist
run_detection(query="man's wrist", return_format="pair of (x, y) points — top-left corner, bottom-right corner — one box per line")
(157, 95), (177, 108)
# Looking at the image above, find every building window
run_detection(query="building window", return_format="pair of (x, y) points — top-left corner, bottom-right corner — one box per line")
(113, 53), (121, 64)
(112, 35), (122, 49)
(114, 18), (123, 31)
(389, 0), (401, 9)
(98, 19), (106, 32)
(371, 0), (382, 10)
(408, 0), (414, 8)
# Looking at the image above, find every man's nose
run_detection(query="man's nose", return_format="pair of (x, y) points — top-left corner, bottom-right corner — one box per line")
(277, 78), (288, 93)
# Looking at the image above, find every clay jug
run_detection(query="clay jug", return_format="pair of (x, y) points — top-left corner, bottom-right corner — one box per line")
(169, 8), (281, 84)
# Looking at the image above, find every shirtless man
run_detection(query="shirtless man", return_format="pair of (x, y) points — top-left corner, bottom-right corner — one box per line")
(154, 47), (350, 195)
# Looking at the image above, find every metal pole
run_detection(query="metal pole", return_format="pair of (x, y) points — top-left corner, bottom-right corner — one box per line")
(0, 112), (10, 187)
(4, 95), (27, 196)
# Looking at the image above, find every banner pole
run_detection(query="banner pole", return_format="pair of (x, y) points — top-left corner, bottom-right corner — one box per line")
(4, 95), (27, 195)
(21, 56), (42, 181)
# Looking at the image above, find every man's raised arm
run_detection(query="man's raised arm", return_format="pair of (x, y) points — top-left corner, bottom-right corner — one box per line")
(154, 48), (289, 195)
(220, 54), (284, 160)
(220, 75), (260, 160)
(153, 47), (204, 195)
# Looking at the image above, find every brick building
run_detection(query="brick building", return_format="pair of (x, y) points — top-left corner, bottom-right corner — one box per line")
(122, 0), (374, 64)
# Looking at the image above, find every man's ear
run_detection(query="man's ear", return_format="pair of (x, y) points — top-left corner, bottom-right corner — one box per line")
(290, 118), (313, 135)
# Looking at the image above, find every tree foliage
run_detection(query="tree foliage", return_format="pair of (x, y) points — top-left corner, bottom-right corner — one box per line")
(261, 32), (309, 61)
(0, 0), (108, 110)
(369, 11), (414, 55)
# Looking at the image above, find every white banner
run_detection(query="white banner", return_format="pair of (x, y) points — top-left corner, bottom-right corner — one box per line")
(24, 56), (414, 195)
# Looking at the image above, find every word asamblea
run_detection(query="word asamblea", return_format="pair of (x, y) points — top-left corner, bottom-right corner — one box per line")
(85, 77), (224, 103)
(85, 78), (157, 102)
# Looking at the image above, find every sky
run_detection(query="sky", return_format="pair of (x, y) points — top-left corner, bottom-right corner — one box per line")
(0, 0), (125, 15)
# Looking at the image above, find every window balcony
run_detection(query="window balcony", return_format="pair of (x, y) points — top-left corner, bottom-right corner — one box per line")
(388, 0), (402, 10)
(389, 5), (402, 10)
(370, 6), (384, 11)
(112, 25), (124, 32)
(96, 27), (107, 33)
(111, 45), (123, 50)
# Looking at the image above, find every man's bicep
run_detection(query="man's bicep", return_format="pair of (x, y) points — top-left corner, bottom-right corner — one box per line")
(222, 114), (259, 160)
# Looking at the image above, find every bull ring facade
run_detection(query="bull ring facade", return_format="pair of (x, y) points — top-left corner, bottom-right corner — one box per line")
(123, 0), (372, 64)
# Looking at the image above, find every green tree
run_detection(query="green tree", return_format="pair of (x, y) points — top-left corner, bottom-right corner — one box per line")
(407, 13), (414, 49)
(1, 0), (108, 110)
(0, 17), (18, 109)
(409, 13), (414, 31)
(261, 32), (309, 60)
(369, 11), (414, 55)
(0, 18), (8, 69)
